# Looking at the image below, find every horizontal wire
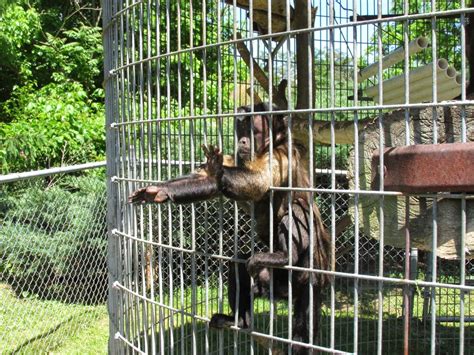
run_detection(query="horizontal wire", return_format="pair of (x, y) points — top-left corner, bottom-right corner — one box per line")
(113, 281), (209, 322)
(113, 231), (474, 292)
(113, 281), (352, 354)
(114, 332), (146, 355)
(113, 176), (474, 199)
(108, 7), (474, 75)
(109, 100), (474, 126)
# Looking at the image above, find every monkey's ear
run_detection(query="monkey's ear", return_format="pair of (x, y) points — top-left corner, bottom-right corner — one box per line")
(236, 106), (250, 121)
(280, 115), (289, 128)
(276, 79), (288, 110)
(237, 105), (250, 114)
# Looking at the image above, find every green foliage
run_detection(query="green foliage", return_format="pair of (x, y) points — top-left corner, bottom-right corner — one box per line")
(0, 5), (41, 99)
(0, 4), (103, 100)
(0, 175), (107, 303)
(34, 26), (103, 92)
(0, 81), (105, 173)
(0, 2), (105, 173)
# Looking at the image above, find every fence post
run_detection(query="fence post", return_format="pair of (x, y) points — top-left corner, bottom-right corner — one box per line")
(102, 1), (120, 353)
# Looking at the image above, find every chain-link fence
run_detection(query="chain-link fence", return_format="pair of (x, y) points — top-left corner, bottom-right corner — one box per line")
(102, 1), (474, 354)
(0, 163), (108, 353)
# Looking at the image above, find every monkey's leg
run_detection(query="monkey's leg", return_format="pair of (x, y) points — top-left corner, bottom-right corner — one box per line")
(291, 284), (323, 355)
(210, 255), (251, 329)
(246, 199), (310, 276)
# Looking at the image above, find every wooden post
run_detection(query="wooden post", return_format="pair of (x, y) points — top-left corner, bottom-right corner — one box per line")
(294, 0), (315, 110)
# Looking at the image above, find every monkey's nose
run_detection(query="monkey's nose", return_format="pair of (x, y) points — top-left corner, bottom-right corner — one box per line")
(239, 137), (250, 145)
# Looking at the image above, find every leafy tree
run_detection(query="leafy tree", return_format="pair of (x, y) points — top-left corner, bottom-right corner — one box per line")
(0, 2), (105, 172)
(0, 5), (41, 102)
(0, 81), (105, 172)
(0, 2), (103, 104)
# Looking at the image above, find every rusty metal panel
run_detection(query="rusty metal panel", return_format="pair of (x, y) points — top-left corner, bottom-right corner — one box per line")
(372, 142), (474, 193)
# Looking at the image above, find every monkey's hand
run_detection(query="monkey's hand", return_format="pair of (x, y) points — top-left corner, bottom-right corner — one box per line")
(128, 185), (169, 204)
(246, 255), (264, 278)
(246, 252), (290, 277)
(202, 145), (224, 180)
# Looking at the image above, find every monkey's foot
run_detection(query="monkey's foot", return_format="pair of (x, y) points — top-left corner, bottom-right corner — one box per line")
(128, 185), (169, 204)
(209, 314), (235, 329)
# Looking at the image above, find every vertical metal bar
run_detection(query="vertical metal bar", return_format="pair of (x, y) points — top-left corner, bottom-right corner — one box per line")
(121, 1), (132, 347)
(459, 3), (467, 354)
(231, 2), (241, 355)
(350, 2), (360, 354)
(266, 1), (275, 354)
(216, 4), (225, 354)
(200, 2), (210, 353)
(144, 1), (156, 353)
(126, 1), (139, 349)
(114, 10), (124, 354)
(154, 2), (166, 353)
(137, 2), (150, 352)
(403, 197), (411, 355)
(175, 3), (187, 354)
(284, 0), (293, 353)
(430, 2), (438, 353)
(130, 4), (143, 350)
(119, 1), (133, 347)
(164, 1), (175, 352)
(331, 2), (338, 351)
(248, 1), (256, 354)
(304, 1), (315, 350)
(103, 0), (120, 352)
(402, 1), (411, 353)
(188, 2), (198, 354)
(376, 1), (385, 354)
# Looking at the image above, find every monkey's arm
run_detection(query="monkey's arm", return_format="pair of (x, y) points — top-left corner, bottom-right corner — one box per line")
(245, 232), (300, 276)
(129, 147), (234, 205)
(128, 172), (221, 204)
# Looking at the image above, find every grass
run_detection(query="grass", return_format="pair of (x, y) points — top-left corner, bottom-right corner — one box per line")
(131, 283), (473, 354)
(1, 280), (472, 354)
(0, 283), (108, 354)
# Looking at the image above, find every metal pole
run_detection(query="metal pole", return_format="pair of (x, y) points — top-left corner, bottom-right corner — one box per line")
(102, 0), (120, 353)
(0, 161), (106, 183)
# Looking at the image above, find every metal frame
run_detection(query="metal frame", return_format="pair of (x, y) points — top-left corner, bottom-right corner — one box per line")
(102, 1), (473, 354)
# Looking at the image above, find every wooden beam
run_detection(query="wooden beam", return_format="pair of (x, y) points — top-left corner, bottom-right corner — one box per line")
(294, 0), (315, 110)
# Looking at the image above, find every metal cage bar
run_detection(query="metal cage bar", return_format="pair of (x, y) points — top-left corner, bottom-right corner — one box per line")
(103, 1), (474, 354)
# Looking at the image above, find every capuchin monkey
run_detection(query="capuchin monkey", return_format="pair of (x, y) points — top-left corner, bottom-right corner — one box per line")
(129, 103), (330, 354)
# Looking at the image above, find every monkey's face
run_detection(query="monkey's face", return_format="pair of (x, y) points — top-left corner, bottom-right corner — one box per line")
(236, 104), (287, 162)
(236, 113), (269, 161)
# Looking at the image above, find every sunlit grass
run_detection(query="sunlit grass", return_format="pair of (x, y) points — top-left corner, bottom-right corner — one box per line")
(0, 283), (108, 354)
(1, 279), (472, 354)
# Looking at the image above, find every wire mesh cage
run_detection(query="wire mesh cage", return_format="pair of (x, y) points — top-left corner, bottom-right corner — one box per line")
(102, 1), (474, 354)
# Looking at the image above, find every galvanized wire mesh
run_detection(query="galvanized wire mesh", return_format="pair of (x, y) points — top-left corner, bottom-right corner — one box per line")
(102, 1), (474, 354)
(0, 167), (108, 353)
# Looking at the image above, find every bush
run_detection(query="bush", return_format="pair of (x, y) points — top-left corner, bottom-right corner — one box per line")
(0, 174), (107, 303)
(0, 81), (105, 173)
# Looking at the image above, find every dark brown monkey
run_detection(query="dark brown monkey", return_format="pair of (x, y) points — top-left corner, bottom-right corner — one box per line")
(129, 103), (330, 354)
